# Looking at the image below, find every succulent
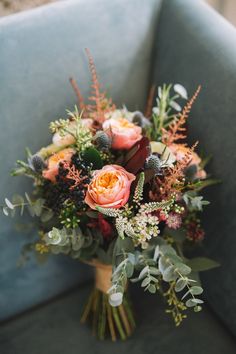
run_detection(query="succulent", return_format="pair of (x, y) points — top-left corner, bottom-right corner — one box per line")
(145, 154), (161, 174)
(94, 131), (111, 150)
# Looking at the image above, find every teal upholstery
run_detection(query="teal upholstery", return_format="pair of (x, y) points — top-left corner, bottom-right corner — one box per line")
(0, 0), (161, 320)
(1, 0), (236, 351)
(152, 0), (236, 337)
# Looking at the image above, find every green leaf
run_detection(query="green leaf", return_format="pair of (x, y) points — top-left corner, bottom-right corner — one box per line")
(5, 198), (14, 210)
(164, 227), (186, 243)
(141, 277), (150, 287)
(186, 257), (220, 272)
(175, 278), (188, 292)
(186, 298), (203, 307)
(82, 147), (103, 169)
(125, 262), (134, 278)
(139, 265), (149, 280)
(189, 286), (203, 296)
(175, 263), (191, 276)
(3, 207), (9, 216)
(149, 267), (159, 275)
(163, 265), (176, 282)
(148, 284), (157, 294)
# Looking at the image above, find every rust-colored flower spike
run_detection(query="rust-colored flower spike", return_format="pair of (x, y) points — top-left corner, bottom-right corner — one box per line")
(85, 48), (116, 125)
(162, 85), (201, 146)
(155, 142), (198, 199)
(69, 77), (87, 114)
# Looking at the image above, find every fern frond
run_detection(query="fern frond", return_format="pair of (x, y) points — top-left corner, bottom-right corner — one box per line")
(162, 86), (201, 146)
(96, 206), (121, 217)
(115, 216), (125, 238)
(141, 199), (173, 213)
(133, 172), (145, 205)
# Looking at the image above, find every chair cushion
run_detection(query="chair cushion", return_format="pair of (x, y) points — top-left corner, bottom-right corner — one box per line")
(152, 0), (236, 336)
(0, 0), (162, 320)
(1, 283), (235, 354)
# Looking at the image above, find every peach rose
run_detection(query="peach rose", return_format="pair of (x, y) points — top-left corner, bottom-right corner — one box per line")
(52, 119), (93, 147)
(102, 118), (142, 150)
(42, 148), (74, 182)
(169, 144), (206, 179)
(85, 165), (135, 210)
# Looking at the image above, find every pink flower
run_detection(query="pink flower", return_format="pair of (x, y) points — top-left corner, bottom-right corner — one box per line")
(166, 212), (182, 229)
(102, 118), (142, 150)
(42, 148), (74, 182)
(85, 165), (135, 210)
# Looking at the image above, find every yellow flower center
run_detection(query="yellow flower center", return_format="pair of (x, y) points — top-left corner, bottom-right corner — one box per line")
(98, 172), (119, 189)
(118, 118), (135, 129)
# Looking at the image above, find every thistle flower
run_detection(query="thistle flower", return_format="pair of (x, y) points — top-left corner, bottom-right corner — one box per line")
(29, 154), (46, 172)
(94, 131), (111, 150)
(166, 212), (182, 229)
(145, 154), (161, 174)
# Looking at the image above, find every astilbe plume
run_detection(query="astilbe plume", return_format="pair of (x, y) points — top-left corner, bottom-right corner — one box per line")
(162, 86), (201, 146)
(85, 48), (116, 125)
(69, 49), (116, 125)
(154, 143), (198, 199)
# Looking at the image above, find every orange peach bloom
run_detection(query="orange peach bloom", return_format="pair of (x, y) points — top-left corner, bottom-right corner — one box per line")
(85, 165), (135, 210)
(103, 118), (142, 150)
(42, 148), (74, 182)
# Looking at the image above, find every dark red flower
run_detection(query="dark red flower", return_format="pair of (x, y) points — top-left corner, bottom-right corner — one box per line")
(98, 213), (113, 239)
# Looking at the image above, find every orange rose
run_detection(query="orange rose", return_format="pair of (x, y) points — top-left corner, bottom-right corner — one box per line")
(42, 148), (74, 182)
(169, 144), (206, 179)
(85, 165), (135, 210)
(103, 118), (142, 150)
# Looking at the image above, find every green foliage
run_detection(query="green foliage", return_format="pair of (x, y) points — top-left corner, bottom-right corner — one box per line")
(2, 193), (54, 222)
(133, 172), (145, 205)
(186, 257), (220, 272)
(59, 202), (80, 228)
(11, 159), (44, 182)
(82, 146), (103, 169)
(148, 84), (187, 141)
(108, 252), (135, 306)
(183, 191), (210, 211)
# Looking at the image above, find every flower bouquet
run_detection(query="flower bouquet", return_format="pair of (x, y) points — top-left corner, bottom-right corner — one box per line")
(3, 50), (219, 340)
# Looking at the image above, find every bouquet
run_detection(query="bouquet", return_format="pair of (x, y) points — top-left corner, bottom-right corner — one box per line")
(2, 50), (219, 341)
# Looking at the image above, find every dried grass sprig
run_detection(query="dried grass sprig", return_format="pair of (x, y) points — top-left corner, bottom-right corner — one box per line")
(162, 86), (201, 146)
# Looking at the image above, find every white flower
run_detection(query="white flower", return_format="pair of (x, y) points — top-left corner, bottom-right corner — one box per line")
(150, 141), (176, 167)
(173, 84), (188, 100)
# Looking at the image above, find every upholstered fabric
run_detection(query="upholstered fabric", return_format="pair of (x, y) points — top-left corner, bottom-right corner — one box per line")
(0, 0), (162, 320)
(152, 0), (236, 336)
(1, 284), (236, 354)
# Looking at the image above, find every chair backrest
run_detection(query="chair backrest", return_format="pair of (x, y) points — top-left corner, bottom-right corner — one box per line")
(153, 0), (236, 336)
(0, 0), (162, 320)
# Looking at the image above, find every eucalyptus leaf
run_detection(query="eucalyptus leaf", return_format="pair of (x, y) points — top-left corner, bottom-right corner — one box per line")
(186, 257), (220, 272)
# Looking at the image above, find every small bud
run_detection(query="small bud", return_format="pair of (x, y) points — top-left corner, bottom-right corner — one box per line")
(94, 131), (111, 150)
